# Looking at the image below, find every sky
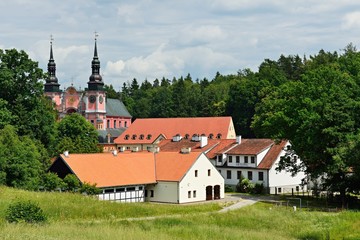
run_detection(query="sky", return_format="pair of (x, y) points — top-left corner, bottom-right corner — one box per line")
(1, 0), (360, 91)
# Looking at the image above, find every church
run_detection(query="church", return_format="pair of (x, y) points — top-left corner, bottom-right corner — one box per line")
(44, 37), (132, 143)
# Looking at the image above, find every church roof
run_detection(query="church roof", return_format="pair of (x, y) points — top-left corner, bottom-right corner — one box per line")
(106, 98), (132, 118)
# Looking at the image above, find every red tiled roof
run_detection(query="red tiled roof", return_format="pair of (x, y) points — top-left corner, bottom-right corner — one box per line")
(114, 117), (234, 144)
(58, 152), (156, 188)
(155, 152), (201, 181)
(56, 151), (202, 187)
(258, 140), (288, 169)
(226, 139), (274, 155)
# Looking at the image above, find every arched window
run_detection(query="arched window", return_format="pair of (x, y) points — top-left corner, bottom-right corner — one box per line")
(139, 134), (144, 140)
(216, 133), (222, 139)
(209, 133), (214, 139)
(125, 134), (129, 140)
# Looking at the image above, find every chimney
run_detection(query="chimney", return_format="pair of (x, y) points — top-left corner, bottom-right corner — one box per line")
(181, 147), (191, 154)
(112, 150), (118, 156)
(200, 135), (208, 148)
(63, 151), (69, 157)
(236, 135), (242, 144)
(172, 134), (182, 142)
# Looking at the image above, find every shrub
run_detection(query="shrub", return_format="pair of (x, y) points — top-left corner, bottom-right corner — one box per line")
(42, 172), (65, 191)
(63, 174), (81, 192)
(5, 200), (47, 223)
(236, 178), (254, 193)
(251, 183), (264, 194)
(225, 185), (234, 192)
(80, 182), (101, 195)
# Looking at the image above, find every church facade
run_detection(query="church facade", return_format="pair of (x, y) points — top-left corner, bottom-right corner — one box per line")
(44, 38), (132, 134)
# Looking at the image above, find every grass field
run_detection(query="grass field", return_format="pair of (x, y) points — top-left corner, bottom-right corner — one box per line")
(0, 186), (359, 240)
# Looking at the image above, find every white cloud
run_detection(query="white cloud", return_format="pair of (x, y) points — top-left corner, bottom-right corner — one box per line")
(342, 11), (360, 29)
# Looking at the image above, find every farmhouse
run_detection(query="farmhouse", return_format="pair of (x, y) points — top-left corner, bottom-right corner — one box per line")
(49, 151), (224, 203)
(214, 138), (306, 194)
(114, 116), (236, 152)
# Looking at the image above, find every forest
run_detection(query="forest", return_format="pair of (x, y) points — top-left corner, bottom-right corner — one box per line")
(0, 44), (360, 202)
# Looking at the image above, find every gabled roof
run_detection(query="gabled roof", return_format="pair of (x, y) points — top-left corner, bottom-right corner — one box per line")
(155, 152), (202, 181)
(52, 151), (202, 188)
(106, 98), (132, 118)
(226, 139), (274, 155)
(57, 152), (156, 188)
(258, 140), (288, 169)
(114, 116), (234, 144)
(158, 138), (237, 160)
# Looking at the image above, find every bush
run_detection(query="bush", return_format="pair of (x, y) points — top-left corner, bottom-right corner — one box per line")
(42, 172), (65, 191)
(63, 174), (81, 192)
(5, 200), (47, 223)
(80, 182), (101, 195)
(236, 178), (254, 193)
(225, 185), (234, 192)
(251, 183), (264, 194)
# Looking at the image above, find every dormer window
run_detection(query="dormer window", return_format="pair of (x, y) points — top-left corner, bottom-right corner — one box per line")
(209, 133), (214, 139)
(139, 134), (144, 140)
(184, 134), (189, 139)
(216, 133), (222, 139)
(132, 134), (137, 140)
(124, 134), (129, 140)
(147, 134), (152, 140)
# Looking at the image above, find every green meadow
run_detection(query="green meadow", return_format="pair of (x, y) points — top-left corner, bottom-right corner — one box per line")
(0, 186), (359, 240)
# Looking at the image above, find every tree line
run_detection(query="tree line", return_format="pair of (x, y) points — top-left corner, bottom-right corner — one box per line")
(0, 45), (359, 203)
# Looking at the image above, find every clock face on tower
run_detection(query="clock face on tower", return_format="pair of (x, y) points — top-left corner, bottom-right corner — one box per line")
(89, 95), (96, 103)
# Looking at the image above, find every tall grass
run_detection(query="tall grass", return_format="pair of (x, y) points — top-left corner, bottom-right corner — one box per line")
(0, 187), (359, 239)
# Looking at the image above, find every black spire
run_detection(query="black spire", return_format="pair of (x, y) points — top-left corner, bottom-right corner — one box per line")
(88, 32), (104, 91)
(45, 35), (60, 92)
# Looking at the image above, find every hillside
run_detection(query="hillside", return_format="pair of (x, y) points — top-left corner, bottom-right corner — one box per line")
(0, 187), (359, 240)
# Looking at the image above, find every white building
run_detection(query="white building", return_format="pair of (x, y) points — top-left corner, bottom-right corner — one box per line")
(215, 138), (306, 194)
(49, 151), (224, 203)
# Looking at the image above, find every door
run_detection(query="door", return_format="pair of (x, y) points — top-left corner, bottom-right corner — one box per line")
(206, 186), (213, 200)
(214, 185), (220, 200)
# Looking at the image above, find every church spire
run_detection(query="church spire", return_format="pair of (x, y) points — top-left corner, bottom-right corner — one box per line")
(88, 32), (104, 91)
(45, 35), (60, 92)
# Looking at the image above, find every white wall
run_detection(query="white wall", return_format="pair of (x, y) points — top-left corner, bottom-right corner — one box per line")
(220, 168), (269, 187)
(98, 185), (145, 202)
(147, 182), (179, 203)
(179, 153), (224, 203)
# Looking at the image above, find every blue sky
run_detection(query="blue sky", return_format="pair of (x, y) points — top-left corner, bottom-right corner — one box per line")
(1, 0), (360, 90)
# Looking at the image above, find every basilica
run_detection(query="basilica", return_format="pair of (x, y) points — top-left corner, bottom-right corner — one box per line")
(44, 38), (132, 142)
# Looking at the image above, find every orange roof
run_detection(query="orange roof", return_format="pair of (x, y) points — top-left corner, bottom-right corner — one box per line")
(258, 140), (288, 169)
(114, 116), (234, 144)
(155, 152), (201, 181)
(226, 139), (274, 155)
(55, 151), (202, 187)
(158, 138), (237, 160)
(58, 152), (156, 188)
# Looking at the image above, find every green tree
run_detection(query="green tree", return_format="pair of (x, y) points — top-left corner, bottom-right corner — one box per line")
(0, 125), (43, 190)
(0, 48), (56, 149)
(252, 50), (360, 204)
(56, 113), (100, 154)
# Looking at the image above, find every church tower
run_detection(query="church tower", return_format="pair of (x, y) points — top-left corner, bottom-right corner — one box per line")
(85, 34), (107, 130)
(44, 36), (62, 110)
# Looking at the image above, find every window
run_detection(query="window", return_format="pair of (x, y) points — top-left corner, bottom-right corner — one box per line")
(208, 169), (211, 176)
(248, 171), (253, 180)
(184, 134), (189, 139)
(228, 156), (232, 163)
(125, 134), (129, 140)
(218, 170), (221, 174)
(116, 188), (125, 192)
(244, 156), (248, 164)
(237, 171), (242, 179)
(91, 120), (94, 124)
(114, 120), (116, 128)
(104, 189), (114, 193)
(138, 186), (143, 190)
(209, 133), (214, 139)
(227, 170), (231, 179)
(132, 134), (137, 140)
(124, 121), (128, 128)
(119, 121), (122, 128)
(296, 186), (299, 192)
(258, 172), (264, 181)
(188, 191), (191, 198)
(150, 190), (154, 197)
(218, 156), (222, 162)
(251, 156), (255, 164)
(147, 134), (152, 140)
(195, 170), (198, 177)
(145, 190), (148, 197)
(127, 187), (135, 191)
(107, 120), (110, 128)
(278, 188), (282, 193)
(236, 156), (240, 164)
(193, 190), (196, 198)
(216, 133), (222, 139)
(139, 134), (144, 140)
